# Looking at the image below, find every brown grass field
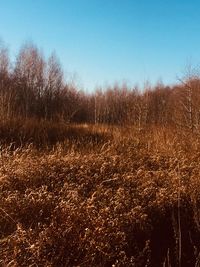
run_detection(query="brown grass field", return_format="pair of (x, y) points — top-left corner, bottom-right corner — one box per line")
(1, 123), (200, 266)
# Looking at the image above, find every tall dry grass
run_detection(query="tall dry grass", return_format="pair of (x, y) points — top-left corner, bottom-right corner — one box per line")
(0, 123), (200, 266)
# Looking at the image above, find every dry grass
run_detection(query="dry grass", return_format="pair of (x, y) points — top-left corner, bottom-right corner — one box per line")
(0, 118), (111, 149)
(0, 124), (200, 266)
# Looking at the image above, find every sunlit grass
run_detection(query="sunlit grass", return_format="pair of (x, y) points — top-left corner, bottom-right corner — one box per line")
(0, 124), (200, 266)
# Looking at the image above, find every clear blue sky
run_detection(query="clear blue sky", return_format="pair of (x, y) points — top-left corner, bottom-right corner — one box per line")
(0, 0), (200, 91)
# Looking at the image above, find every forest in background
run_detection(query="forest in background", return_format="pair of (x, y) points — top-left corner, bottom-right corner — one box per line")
(0, 42), (200, 131)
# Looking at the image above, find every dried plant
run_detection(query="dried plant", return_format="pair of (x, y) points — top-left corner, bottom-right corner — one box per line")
(0, 125), (200, 266)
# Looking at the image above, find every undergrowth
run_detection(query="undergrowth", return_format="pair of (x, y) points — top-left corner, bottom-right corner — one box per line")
(0, 124), (200, 266)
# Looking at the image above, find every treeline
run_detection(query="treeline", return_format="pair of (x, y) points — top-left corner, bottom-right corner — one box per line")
(0, 42), (200, 130)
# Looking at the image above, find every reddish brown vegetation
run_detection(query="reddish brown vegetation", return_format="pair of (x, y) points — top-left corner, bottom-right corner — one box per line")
(0, 126), (200, 266)
(1, 41), (200, 266)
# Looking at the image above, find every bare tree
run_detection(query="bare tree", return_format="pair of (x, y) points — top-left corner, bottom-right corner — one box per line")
(44, 52), (64, 119)
(0, 45), (14, 119)
(13, 43), (45, 118)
